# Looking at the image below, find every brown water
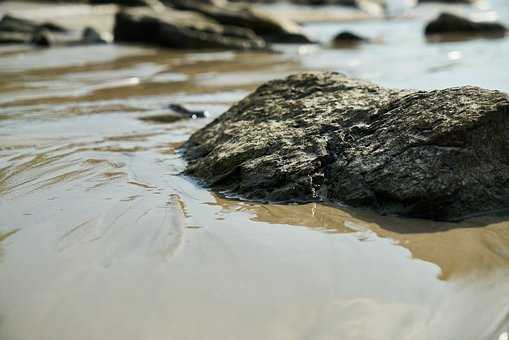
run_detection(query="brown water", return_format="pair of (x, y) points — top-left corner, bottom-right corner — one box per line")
(1, 2), (509, 340)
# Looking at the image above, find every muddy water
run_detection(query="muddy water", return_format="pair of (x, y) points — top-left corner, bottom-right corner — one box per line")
(1, 1), (509, 340)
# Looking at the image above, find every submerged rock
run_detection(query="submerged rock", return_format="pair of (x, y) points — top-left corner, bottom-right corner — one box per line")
(140, 114), (183, 124)
(184, 72), (509, 221)
(425, 12), (507, 37)
(168, 104), (209, 119)
(167, 0), (312, 43)
(113, 7), (269, 50)
(140, 104), (209, 123)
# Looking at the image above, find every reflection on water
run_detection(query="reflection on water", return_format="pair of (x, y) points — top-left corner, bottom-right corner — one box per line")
(211, 197), (509, 279)
(1, 0), (509, 339)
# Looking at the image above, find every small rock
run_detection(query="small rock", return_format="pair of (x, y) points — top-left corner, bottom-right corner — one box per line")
(332, 30), (369, 47)
(31, 29), (52, 47)
(139, 104), (209, 123)
(425, 12), (507, 37)
(82, 27), (109, 44)
(169, 104), (209, 119)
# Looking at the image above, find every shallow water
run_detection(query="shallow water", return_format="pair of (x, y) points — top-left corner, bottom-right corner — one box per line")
(1, 1), (509, 340)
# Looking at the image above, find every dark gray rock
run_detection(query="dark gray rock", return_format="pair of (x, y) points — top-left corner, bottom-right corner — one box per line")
(0, 15), (68, 35)
(167, 0), (312, 43)
(0, 14), (69, 45)
(113, 7), (270, 50)
(89, 0), (166, 9)
(89, 0), (153, 5)
(332, 30), (369, 47)
(0, 14), (110, 46)
(184, 72), (509, 221)
(425, 12), (507, 37)
(82, 27), (110, 44)
(169, 104), (209, 118)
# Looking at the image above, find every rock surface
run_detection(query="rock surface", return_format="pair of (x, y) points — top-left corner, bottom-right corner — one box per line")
(113, 7), (269, 50)
(167, 0), (312, 43)
(184, 72), (509, 221)
(425, 12), (507, 36)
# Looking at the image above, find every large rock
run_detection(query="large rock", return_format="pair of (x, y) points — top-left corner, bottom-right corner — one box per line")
(167, 0), (312, 43)
(184, 72), (509, 221)
(113, 7), (269, 50)
(425, 12), (507, 37)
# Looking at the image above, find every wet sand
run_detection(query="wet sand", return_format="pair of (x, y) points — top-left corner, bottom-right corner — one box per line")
(1, 1), (509, 339)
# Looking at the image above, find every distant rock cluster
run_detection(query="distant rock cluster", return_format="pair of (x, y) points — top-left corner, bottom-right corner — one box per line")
(0, 0), (507, 49)
(0, 15), (107, 47)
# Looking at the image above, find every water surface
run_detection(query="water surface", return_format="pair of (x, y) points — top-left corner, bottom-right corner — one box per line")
(1, 1), (509, 339)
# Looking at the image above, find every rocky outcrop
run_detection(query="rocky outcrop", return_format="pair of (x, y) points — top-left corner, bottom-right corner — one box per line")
(184, 72), (509, 221)
(167, 0), (312, 43)
(113, 7), (269, 50)
(425, 13), (507, 37)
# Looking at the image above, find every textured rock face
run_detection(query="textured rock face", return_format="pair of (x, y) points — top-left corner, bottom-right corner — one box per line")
(114, 7), (269, 50)
(184, 72), (509, 221)
(425, 13), (507, 36)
